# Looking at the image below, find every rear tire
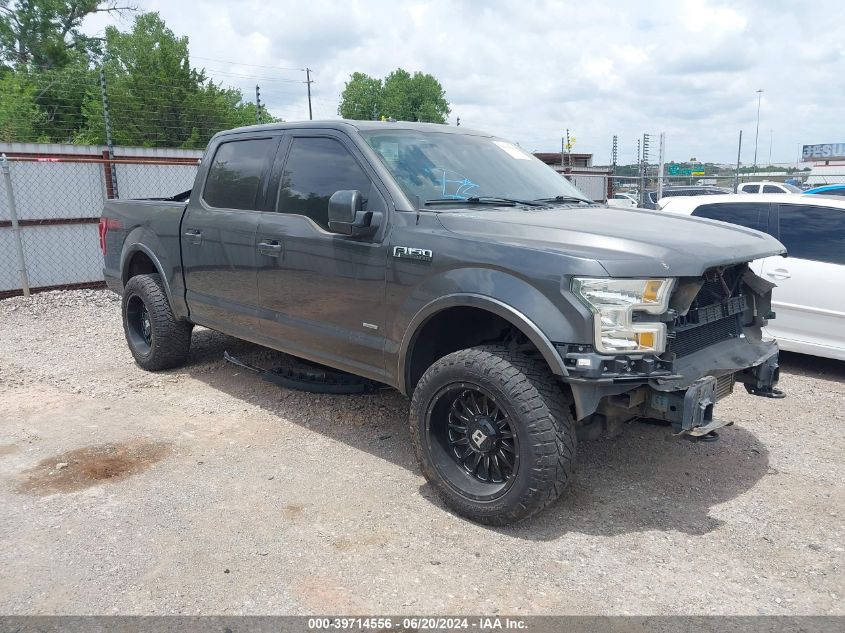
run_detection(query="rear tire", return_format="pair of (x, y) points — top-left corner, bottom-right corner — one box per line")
(410, 345), (576, 525)
(122, 273), (192, 371)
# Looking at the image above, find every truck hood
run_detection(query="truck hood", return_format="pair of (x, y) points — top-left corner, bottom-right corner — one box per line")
(436, 205), (786, 277)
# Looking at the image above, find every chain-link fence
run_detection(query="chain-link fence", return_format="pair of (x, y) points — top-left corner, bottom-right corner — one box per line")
(0, 149), (199, 297)
(608, 167), (845, 207)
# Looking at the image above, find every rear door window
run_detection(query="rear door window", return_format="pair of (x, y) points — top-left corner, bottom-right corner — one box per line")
(741, 184), (759, 193)
(203, 138), (275, 210)
(692, 202), (770, 232)
(778, 204), (845, 265)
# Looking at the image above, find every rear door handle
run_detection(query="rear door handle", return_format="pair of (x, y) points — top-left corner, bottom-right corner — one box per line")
(766, 268), (791, 280)
(183, 229), (202, 245)
(257, 240), (282, 257)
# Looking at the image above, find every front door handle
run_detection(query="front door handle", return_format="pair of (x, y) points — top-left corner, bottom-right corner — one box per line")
(257, 240), (282, 257)
(183, 229), (202, 245)
(766, 268), (791, 280)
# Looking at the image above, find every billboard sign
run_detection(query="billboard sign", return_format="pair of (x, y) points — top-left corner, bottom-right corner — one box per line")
(802, 143), (845, 161)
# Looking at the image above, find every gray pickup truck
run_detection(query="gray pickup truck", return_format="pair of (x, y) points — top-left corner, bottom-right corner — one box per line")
(101, 120), (785, 524)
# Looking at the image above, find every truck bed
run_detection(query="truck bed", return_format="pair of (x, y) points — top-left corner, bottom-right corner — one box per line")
(101, 198), (188, 298)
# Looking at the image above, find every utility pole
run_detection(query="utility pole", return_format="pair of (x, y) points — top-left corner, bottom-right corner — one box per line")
(753, 89), (763, 170)
(641, 133), (651, 205)
(734, 130), (743, 193)
(636, 138), (641, 206)
(565, 129), (571, 168)
(255, 85), (262, 124)
(656, 132), (665, 203)
(305, 68), (313, 120)
(611, 135), (618, 173)
(768, 129), (773, 165)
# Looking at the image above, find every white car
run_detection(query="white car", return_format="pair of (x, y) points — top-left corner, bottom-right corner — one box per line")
(606, 192), (638, 208)
(658, 193), (845, 361)
(738, 181), (803, 194)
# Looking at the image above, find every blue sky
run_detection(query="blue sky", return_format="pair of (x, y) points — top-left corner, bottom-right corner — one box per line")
(83, 0), (845, 164)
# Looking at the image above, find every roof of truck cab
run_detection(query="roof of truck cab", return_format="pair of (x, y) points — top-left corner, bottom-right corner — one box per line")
(216, 119), (494, 138)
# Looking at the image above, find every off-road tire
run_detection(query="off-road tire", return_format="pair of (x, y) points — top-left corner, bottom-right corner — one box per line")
(410, 345), (577, 525)
(122, 273), (192, 371)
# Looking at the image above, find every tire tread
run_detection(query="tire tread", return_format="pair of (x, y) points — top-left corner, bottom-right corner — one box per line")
(410, 345), (577, 525)
(122, 273), (192, 371)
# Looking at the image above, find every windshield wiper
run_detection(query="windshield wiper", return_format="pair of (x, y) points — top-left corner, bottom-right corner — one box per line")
(424, 196), (542, 207)
(533, 195), (591, 204)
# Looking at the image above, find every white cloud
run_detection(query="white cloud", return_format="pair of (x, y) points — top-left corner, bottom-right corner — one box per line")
(82, 0), (845, 163)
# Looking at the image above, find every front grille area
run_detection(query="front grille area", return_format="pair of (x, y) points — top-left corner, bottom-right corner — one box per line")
(666, 265), (746, 358)
(715, 373), (735, 401)
(667, 315), (741, 357)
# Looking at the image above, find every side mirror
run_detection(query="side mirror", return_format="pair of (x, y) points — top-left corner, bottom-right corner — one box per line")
(328, 190), (378, 237)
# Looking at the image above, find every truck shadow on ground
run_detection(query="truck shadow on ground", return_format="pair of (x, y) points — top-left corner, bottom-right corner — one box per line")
(777, 351), (845, 381)
(184, 329), (772, 540)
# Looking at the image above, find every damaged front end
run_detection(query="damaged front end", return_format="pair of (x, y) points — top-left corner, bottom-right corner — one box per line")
(560, 263), (783, 438)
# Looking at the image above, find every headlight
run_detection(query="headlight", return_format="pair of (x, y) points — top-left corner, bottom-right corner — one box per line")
(572, 278), (674, 354)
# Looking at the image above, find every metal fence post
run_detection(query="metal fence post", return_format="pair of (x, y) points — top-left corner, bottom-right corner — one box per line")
(99, 68), (119, 198)
(1, 154), (31, 297)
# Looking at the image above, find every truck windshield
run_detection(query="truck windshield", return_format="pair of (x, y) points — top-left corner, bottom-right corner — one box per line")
(359, 129), (591, 207)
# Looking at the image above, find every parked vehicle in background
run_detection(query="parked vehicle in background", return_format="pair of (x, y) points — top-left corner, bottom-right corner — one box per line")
(659, 193), (845, 361)
(784, 177), (807, 190)
(645, 185), (732, 209)
(804, 184), (845, 198)
(100, 121), (786, 524)
(606, 192), (637, 208)
(738, 181), (802, 194)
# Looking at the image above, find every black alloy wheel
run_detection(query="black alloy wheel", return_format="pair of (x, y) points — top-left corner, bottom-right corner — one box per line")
(438, 385), (518, 490)
(410, 345), (577, 525)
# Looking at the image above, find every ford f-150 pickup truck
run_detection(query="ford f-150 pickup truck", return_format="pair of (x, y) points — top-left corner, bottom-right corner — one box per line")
(101, 120), (785, 524)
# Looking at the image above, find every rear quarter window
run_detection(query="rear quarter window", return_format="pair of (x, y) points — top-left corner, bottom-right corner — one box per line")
(778, 204), (845, 265)
(692, 202), (770, 232)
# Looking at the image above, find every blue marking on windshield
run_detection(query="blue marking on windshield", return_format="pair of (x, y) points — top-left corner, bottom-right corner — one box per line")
(439, 169), (479, 199)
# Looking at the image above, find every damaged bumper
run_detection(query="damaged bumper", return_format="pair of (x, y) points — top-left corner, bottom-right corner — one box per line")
(560, 337), (781, 436)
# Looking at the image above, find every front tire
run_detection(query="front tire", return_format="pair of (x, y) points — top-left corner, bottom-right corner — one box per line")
(410, 345), (576, 525)
(122, 273), (192, 371)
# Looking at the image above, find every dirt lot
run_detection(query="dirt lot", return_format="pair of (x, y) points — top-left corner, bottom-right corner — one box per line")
(0, 289), (843, 615)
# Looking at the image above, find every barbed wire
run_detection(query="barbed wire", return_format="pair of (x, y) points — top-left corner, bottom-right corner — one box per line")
(1, 64), (316, 147)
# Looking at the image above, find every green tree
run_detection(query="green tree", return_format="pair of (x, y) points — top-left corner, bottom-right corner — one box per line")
(338, 67), (450, 123)
(0, 69), (44, 140)
(337, 71), (382, 120)
(78, 12), (276, 148)
(0, 0), (136, 69)
(0, 7), (277, 146)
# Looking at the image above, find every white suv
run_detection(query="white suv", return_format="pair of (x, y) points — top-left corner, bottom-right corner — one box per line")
(658, 193), (845, 360)
(738, 181), (802, 194)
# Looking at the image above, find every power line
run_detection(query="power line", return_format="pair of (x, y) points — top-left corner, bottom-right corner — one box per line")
(190, 55), (304, 72)
(200, 68), (305, 83)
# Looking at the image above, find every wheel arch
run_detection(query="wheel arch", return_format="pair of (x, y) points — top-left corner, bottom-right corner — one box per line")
(121, 242), (175, 310)
(398, 294), (568, 396)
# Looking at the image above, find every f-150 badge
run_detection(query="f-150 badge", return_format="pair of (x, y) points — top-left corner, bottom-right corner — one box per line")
(393, 246), (433, 262)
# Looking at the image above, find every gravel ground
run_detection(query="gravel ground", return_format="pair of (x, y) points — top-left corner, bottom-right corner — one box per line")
(0, 288), (843, 615)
